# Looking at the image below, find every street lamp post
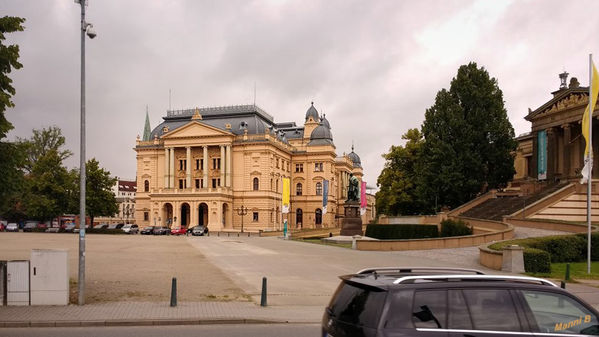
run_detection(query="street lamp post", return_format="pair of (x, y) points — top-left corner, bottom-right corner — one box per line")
(75, 0), (96, 306)
(236, 206), (248, 233)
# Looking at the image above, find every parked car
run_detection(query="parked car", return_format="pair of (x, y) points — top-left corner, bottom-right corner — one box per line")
(108, 223), (125, 230)
(152, 226), (169, 235)
(122, 224), (138, 234)
(6, 223), (18, 232)
(23, 222), (39, 232)
(64, 224), (76, 232)
(170, 227), (187, 235)
(322, 267), (599, 337)
(190, 225), (208, 236)
(94, 223), (108, 229)
(45, 227), (60, 233)
(0, 220), (7, 231)
(140, 226), (155, 235)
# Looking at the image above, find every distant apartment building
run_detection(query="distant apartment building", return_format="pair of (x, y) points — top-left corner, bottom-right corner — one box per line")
(95, 179), (137, 224)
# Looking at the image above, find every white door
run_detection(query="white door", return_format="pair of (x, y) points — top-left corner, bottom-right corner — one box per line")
(7, 261), (29, 306)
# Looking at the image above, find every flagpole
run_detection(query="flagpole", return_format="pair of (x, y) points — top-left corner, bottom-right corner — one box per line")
(588, 53), (593, 274)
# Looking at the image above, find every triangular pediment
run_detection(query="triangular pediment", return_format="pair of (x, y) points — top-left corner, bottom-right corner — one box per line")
(526, 88), (589, 121)
(161, 121), (230, 139)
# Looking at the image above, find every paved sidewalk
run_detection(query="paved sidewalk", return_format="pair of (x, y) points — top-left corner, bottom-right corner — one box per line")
(0, 302), (323, 327)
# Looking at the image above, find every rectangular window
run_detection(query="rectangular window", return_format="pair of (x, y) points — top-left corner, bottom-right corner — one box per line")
(196, 159), (200, 170)
(212, 158), (221, 170)
(195, 179), (200, 189)
(253, 212), (259, 222)
(218, 158), (221, 169)
(179, 179), (185, 189)
(212, 179), (217, 188)
(314, 162), (323, 172)
(295, 164), (303, 172)
(143, 212), (149, 221)
(276, 158), (279, 168)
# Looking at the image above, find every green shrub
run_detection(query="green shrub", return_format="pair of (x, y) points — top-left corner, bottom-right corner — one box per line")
(524, 248), (551, 273)
(365, 224), (438, 240)
(440, 219), (473, 237)
(527, 235), (586, 263)
(575, 232), (599, 261)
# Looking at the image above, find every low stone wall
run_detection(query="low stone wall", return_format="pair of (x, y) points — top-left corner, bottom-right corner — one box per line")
(478, 242), (503, 270)
(355, 219), (513, 251)
(505, 217), (592, 233)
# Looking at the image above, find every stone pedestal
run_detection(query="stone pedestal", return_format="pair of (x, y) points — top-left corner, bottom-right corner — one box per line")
(340, 202), (363, 236)
(502, 245), (525, 273)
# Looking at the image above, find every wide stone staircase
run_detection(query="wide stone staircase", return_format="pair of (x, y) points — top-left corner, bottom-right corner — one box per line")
(460, 182), (569, 221)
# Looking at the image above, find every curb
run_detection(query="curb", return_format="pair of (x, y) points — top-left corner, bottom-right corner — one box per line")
(0, 318), (295, 328)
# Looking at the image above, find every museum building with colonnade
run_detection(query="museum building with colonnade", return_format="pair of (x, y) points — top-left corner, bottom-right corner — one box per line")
(134, 103), (374, 231)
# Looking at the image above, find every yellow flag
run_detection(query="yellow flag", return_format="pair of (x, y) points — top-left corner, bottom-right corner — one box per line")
(282, 178), (290, 213)
(582, 61), (599, 157)
(581, 61), (599, 184)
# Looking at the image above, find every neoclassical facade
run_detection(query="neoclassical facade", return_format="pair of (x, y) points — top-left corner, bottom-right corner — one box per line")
(512, 73), (598, 188)
(134, 103), (374, 231)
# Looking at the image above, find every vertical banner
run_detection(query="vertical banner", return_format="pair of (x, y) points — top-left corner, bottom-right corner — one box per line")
(360, 181), (367, 215)
(282, 177), (290, 214)
(322, 180), (329, 214)
(537, 130), (547, 180)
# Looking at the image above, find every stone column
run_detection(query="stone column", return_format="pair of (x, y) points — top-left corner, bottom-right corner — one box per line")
(563, 124), (571, 179)
(203, 146), (208, 188)
(186, 146), (191, 188)
(170, 147), (175, 188)
(531, 131), (538, 179)
(226, 145), (232, 187)
(164, 148), (170, 188)
(220, 145), (225, 187)
(547, 128), (556, 180)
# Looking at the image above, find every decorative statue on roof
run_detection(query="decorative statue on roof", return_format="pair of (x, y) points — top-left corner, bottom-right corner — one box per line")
(347, 173), (360, 203)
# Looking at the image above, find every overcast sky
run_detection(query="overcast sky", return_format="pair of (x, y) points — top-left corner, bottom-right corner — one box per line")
(2, 0), (599, 187)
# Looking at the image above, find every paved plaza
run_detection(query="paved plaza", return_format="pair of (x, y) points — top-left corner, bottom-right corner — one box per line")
(1, 230), (598, 327)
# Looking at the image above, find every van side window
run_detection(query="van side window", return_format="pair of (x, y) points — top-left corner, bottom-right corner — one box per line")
(412, 290), (447, 329)
(521, 290), (599, 335)
(462, 289), (521, 331)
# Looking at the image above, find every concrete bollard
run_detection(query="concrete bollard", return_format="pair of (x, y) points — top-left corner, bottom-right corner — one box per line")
(260, 277), (267, 307)
(170, 277), (177, 307)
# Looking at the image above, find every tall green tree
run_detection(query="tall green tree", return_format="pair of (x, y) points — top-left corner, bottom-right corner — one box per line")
(18, 126), (73, 173)
(419, 62), (517, 210)
(376, 128), (425, 215)
(22, 150), (77, 221)
(81, 158), (118, 225)
(0, 16), (25, 217)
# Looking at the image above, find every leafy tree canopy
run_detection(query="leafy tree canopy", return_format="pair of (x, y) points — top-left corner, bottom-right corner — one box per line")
(419, 62), (517, 210)
(0, 16), (25, 138)
(376, 128), (424, 215)
(375, 62), (517, 215)
(18, 126), (73, 173)
(81, 158), (119, 224)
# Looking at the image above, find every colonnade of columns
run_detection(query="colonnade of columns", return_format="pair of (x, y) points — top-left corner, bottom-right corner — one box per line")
(531, 121), (593, 181)
(163, 144), (232, 189)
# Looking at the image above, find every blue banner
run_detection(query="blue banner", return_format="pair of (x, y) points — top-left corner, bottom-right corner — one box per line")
(322, 180), (329, 214)
(538, 130), (547, 180)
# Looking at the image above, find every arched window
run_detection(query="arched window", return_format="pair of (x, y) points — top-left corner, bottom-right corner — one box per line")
(315, 208), (322, 225)
(253, 177), (259, 191)
(316, 182), (322, 196)
(296, 208), (303, 228)
(296, 183), (303, 196)
(144, 180), (149, 192)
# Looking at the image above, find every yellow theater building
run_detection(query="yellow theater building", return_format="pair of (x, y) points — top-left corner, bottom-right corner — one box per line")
(134, 103), (374, 231)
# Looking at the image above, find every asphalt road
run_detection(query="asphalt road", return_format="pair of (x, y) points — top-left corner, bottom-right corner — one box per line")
(0, 324), (320, 337)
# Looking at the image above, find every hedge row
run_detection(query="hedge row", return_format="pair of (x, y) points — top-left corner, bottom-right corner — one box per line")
(365, 224), (439, 240)
(440, 219), (473, 237)
(86, 228), (127, 235)
(489, 232), (599, 273)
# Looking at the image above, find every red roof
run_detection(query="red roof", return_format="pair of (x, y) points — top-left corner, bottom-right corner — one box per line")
(119, 180), (137, 192)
